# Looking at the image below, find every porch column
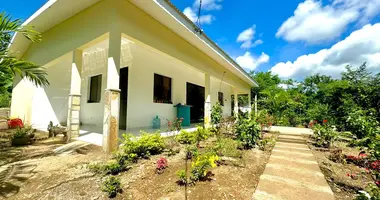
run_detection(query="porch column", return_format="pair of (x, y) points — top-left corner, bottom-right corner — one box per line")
(204, 74), (211, 128)
(254, 94), (258, 117)
(248, 91), (252, 119)
(103, 30), (122, 153)
(67, 49), (83, 142)
(233, 88), (239, 119)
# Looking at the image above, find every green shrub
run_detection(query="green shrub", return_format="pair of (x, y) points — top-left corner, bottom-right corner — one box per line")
(14, 126), (34, 138)
(347, 110), (380, 147)
(101, 176), (122, 198)
(195, 126), (212, 142)
(164, 136), (181, 156)
(190, 152), (219, 182)
(211, 103), (223, 125)
(355, 183), (380, 200)
(258, 136), (277, 151)
(312, 123), (338, 148)
(213, 137), (243, 158)
(235, 118), (261, 149)
(121, 132), (165, 159)
(176, 130), (196, 144)
(176, 169), (188, 185)
(88, 160), (128, 175)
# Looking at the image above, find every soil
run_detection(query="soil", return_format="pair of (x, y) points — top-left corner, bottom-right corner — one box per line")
(307, 137), (374, 200)
(1, 133), (274, 200)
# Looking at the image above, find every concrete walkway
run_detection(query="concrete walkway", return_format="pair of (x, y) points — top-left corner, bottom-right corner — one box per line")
(253, 128), (335, 200)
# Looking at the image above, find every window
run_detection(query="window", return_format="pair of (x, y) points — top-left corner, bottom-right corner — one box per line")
(154, 74), (172, 104)
(88, 75), (102, 103)
(218, 92), (224, 106)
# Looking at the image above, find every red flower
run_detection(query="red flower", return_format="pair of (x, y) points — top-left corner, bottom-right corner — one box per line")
(358, 152), (368, 158)
(376, 181), (380, 186)
(156, 157), (168, 170)
(168, 121), (172, 125)
(365, 168), (370, 173)
(323, 119), (328, 123)
(346, 173), (350, 177)
(8, 118), (24, 129)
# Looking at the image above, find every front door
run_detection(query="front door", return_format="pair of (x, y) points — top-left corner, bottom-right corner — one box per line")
(119, 67), (128, 130)
(186, 82), (205, 123)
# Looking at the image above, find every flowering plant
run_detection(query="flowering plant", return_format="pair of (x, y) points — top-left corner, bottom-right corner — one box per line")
(8, 118), (24, 129)
(167, 117), (183, 132)
(156, 157), (168, 174)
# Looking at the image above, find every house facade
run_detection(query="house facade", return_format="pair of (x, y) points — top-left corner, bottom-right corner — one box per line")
(9, 0), (257, 152)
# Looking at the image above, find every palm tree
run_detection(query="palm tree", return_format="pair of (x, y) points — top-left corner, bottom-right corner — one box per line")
(0, 12), (49, 87)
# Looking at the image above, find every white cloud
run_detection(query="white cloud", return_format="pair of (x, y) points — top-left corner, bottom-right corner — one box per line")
(183, 7), (214, 24)
(237, 26), (263, 49)
(183, 0), (222, 25)
(193, 0), (223, 11)
(236, 52), (270, 71)
(276, 0), (380, 44)
(271, 23), (380, 79)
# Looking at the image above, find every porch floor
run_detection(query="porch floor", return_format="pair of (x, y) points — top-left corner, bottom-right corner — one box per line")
(76, 123), (202, 146)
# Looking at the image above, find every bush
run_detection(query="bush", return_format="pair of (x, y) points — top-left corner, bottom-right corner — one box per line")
(156, 157), (168, 174)
(101, 176), (122, 198)
(88, 160), (128, 175)
(312, 122), (338, 148)
(256, 110), (274, 130)
(163, 136), (181, 156)
(13, 126), (34, 138)
(235, 118), (261, 149)
(176, 170), (188, 185)
(211, 103), (223, 125)
(213, 137), (243, 158)
(347, 110), (380, 147)
(176, 130), (196, 144)
(190, 152), (219, 182)
(356, 183), (380, 200)
(120, 132), (165, 159)
(258, 135), (277, 151)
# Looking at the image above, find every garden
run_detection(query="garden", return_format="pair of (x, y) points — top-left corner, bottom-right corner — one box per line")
(0, 103), (277, 199)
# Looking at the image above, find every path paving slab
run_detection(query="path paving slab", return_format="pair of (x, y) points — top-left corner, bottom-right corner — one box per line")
(253, 128), (334, 200)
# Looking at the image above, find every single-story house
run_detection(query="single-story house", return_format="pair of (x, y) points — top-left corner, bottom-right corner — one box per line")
(9, 0), (258, 152)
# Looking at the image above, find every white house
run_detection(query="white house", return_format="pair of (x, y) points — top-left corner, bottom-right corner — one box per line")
(9, 0), (257, 152)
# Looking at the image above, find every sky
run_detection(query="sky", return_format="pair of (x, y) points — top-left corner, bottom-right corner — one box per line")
(2, 0), (380, 80)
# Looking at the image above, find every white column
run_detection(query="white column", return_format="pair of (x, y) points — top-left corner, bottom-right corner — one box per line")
(255, 94), (258, 117)
(67, 49), (82, 142)
(103, 30), (122, 153)
(233, 88), (239, 119)
(204, 74), (211, 128)
(248, 91), (252, 118)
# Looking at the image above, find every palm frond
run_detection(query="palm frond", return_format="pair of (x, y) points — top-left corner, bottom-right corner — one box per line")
(0, 12), (41, 43)
(0, 55), (49, 87)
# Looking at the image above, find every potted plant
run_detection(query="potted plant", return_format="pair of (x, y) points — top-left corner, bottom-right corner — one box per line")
(12, 126), (35, 146)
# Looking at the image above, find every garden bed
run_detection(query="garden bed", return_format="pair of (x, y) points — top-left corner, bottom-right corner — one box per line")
(307, 138), (375, 200)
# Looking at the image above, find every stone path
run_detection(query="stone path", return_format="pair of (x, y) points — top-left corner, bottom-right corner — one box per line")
(253, 128), (335, 200)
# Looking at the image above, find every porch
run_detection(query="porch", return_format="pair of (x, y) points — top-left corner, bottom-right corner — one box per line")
(76, 123), (201, 146)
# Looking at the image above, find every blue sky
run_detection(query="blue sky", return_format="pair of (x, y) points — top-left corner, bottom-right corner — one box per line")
(2, 0), (380, 80)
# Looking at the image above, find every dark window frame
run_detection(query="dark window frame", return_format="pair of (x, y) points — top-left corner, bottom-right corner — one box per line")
(153, 73), (172, 104)
(88, 74), (102, 103)
(218, 92), (224, 106)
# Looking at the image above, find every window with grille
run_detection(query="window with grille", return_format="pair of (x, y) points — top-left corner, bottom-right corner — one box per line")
(154, 74), (172, 104)
(88, 75), (102, 103)
(218, 92), (224, 106)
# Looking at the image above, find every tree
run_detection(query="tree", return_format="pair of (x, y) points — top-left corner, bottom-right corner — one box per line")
(0, 12), (49, 87)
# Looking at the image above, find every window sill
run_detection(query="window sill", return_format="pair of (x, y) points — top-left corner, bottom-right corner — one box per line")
(153, 102), (173, 105)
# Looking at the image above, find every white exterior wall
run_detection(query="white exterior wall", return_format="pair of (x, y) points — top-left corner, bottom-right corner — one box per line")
(78, 42), (233, 129)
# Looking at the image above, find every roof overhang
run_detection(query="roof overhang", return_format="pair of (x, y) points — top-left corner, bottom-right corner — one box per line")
(9, 0), (258, 87)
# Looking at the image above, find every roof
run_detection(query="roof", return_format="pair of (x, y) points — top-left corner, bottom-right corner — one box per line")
(9, 0), (258, 87)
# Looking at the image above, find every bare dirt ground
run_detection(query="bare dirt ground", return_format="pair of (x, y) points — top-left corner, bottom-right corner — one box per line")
(1, 133), (274, 200)
(307, 138), (373, 200)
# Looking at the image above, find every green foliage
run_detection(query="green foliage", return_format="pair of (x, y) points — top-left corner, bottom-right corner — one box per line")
(235, 118), (261, 149)
(190, 153), (219, 182)
(176, 170), (188, 185)
(355, 183), (380, 200)
(258, 135), (277, 151)
(213, 137), (243, 158)
(0, 13), (49, 87)
(176, 130), (196, 144)
(13, 126), (33, 138)
(101, 176), (122, 198)
(211, 102), (223, 125)
(163, 136), (181, 156)
(255, 110), (274, 130)
(347, 110), (380, 140)
(88, 160), (128, 175)
(120, 132), (165, 159)
(312, 123), (338, 148)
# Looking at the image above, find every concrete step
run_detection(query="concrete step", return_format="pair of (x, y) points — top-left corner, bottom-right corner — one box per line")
(253, 174), (334, 200)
